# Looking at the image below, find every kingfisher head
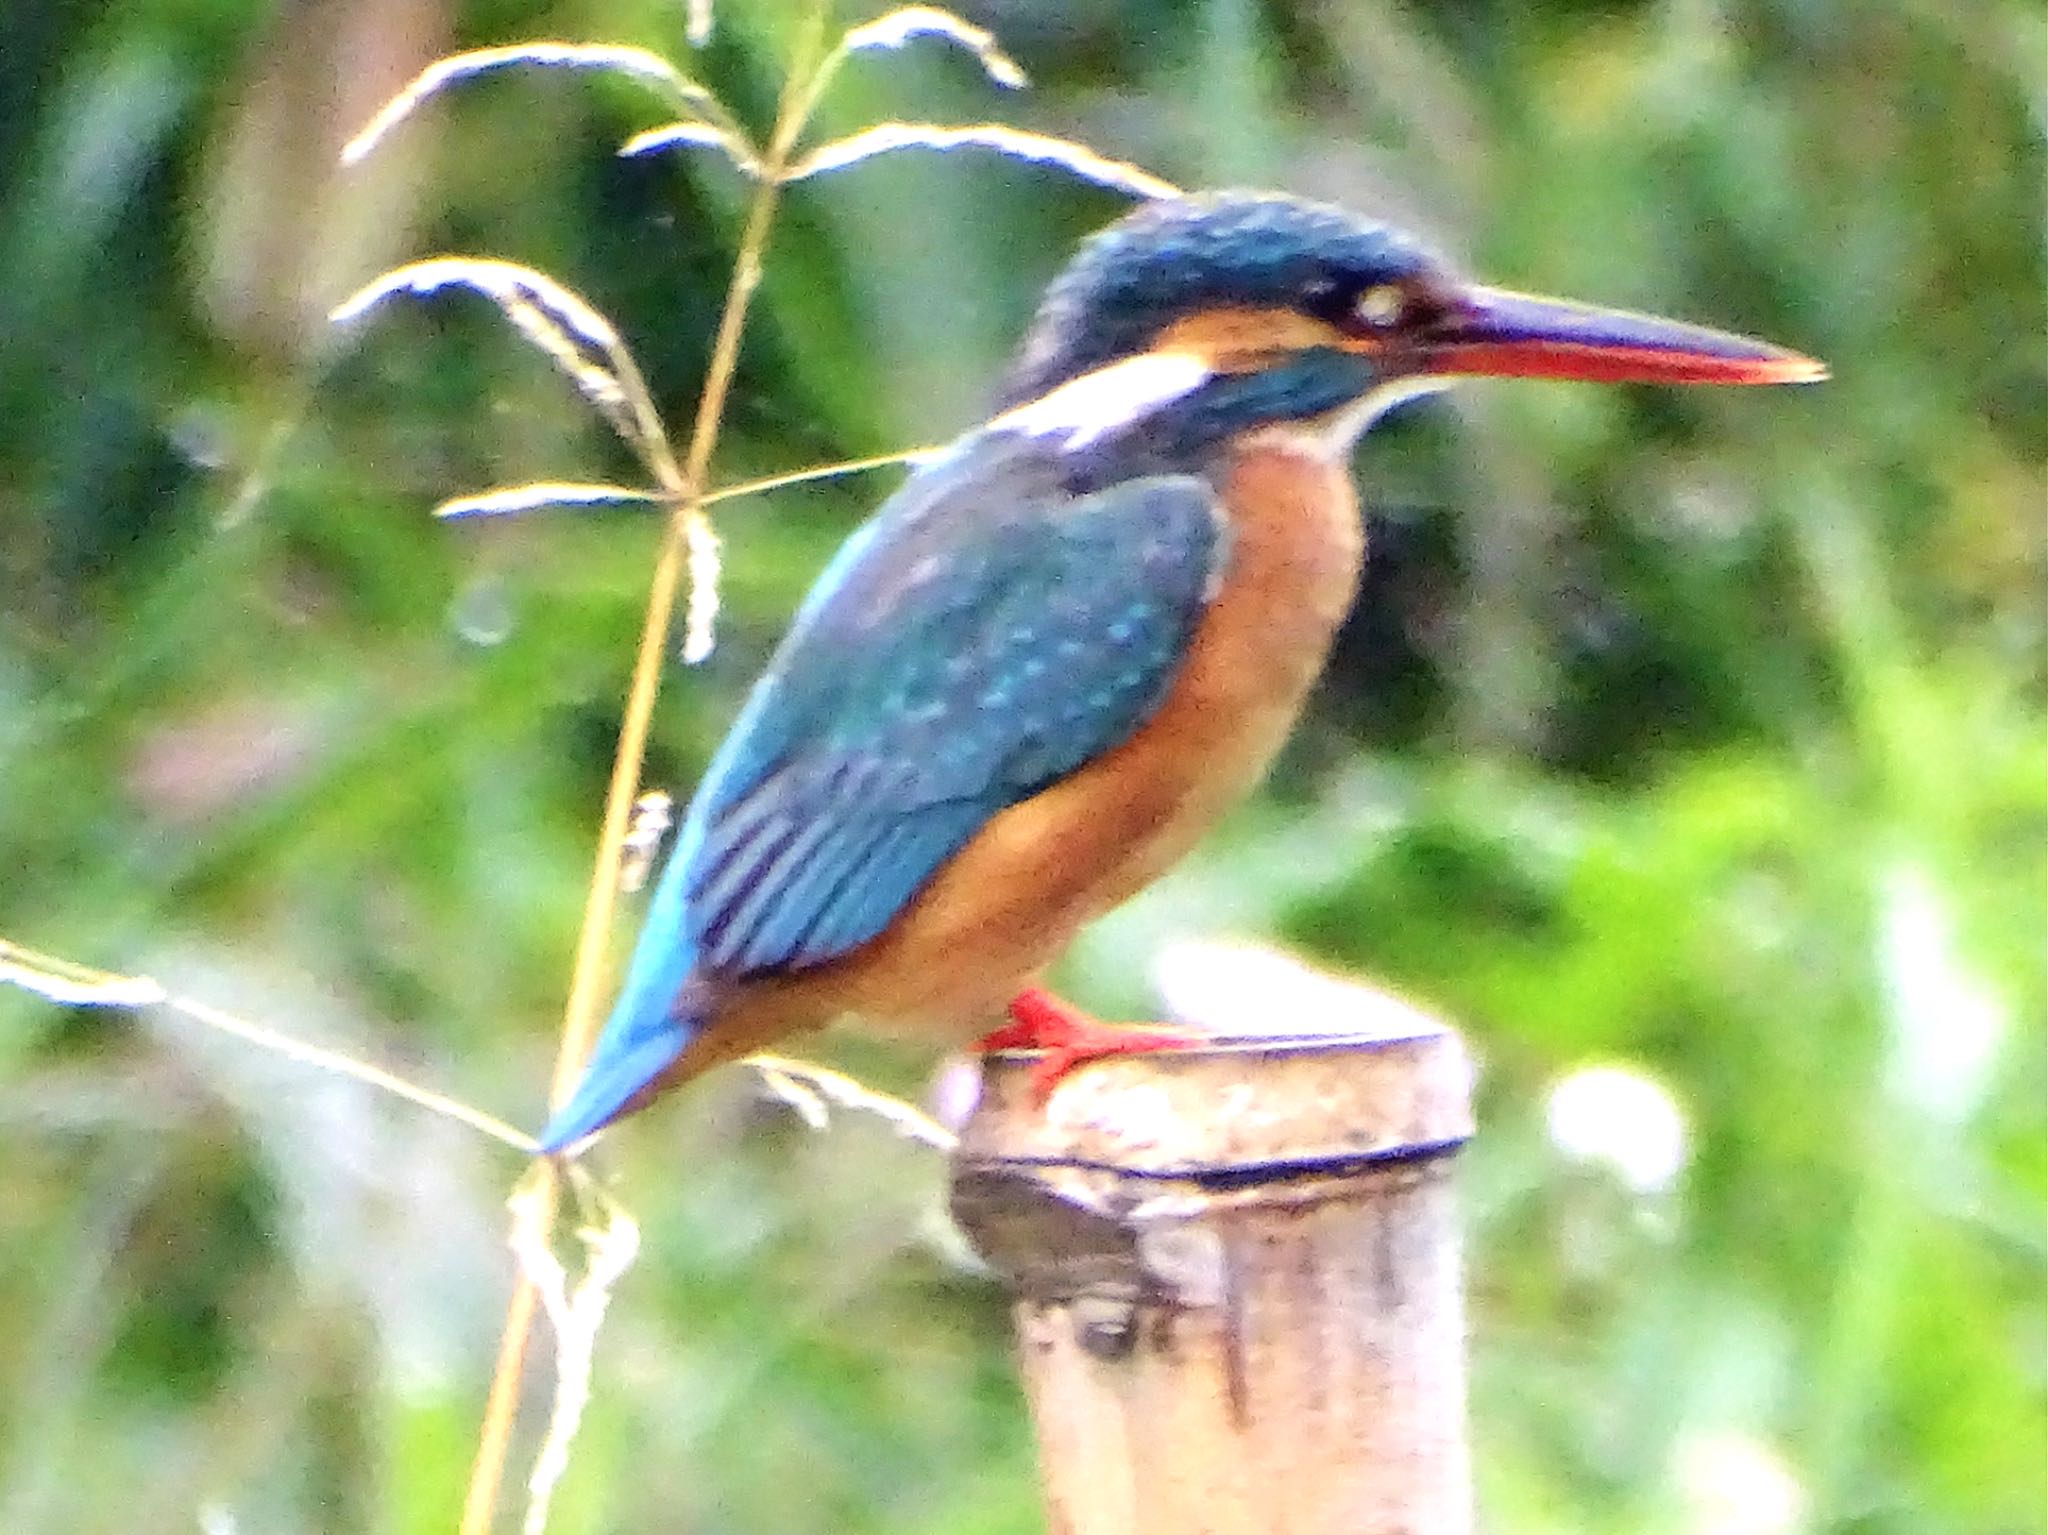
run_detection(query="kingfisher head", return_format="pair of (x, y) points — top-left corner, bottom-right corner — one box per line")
(991, 191), (1823, 464)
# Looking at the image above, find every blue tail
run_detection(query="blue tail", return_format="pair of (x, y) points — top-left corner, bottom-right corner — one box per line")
(536, 1001), (701, 1153)
(537, 860), (704, 1154)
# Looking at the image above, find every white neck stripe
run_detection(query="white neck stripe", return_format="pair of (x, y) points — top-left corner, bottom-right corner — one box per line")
(989, 351), (1214, 452)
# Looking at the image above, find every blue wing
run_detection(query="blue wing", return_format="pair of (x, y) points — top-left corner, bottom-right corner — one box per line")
(539, 431), (1226, 1150)
(684, 430), (1228, 975)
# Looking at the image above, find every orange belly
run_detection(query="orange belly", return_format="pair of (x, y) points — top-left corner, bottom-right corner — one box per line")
(698, 435), (1364, 1067)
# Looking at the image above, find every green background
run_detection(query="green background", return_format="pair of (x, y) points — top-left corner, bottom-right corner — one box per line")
(0, 1), (2040, 1531)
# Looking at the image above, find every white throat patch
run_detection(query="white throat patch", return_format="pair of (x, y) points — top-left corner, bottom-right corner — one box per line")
(1317, 376), (1452, 453)
(989, 351), (1214, 452)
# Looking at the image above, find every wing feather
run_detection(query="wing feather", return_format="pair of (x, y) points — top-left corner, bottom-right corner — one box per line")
(662, 431), (1227, 978)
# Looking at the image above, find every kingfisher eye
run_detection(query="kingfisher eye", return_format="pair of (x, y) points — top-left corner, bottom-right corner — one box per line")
(1354, 283), (1409, 328)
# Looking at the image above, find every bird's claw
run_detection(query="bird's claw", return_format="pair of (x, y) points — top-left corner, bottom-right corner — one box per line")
(976, 986), (1203, 1104)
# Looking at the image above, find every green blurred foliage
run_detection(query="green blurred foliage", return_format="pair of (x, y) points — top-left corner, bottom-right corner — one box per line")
(0, 0), (2041, 1532)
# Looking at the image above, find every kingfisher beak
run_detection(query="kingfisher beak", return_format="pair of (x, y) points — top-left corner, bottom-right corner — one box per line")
(1421, 285), (1827, 386)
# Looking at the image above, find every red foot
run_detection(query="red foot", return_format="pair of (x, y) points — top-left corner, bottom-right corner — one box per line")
(975, 986), (1201, 1103)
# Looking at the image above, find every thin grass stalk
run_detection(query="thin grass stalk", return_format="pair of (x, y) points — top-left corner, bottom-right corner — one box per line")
(459, 7), (837, 1531)
(0, 940), (535, 1151)
(463, 1281), (545, 1535)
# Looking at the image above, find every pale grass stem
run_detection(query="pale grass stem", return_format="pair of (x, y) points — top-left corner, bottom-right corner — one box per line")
(787, 7), (1027, 142)
(433, 483), (663, 522)
(331, 259), (679, 489)
(839, 7), (1027, 89)
(340, 43), (755, 170)
(428, 450), (938, 524)
(509, 1165), (641, 1535)
(785, 121), (1181, 200)
(458, 7), (838, 1532)
(702, 446), (938, 504)
(0, 939), (538, 1152)
(618, 791), (674, 894)
(747, 1054), (957, 1153)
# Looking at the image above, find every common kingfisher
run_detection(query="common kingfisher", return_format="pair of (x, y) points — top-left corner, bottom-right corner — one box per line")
(539, 191), (1822, 1153)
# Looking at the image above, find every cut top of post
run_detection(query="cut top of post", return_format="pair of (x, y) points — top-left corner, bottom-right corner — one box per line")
(961, 1005), (1473, 1183)
(949, 975), (1477, 1535)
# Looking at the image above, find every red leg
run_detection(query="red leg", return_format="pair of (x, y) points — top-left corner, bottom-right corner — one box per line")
(975, 986), (1203, 1102)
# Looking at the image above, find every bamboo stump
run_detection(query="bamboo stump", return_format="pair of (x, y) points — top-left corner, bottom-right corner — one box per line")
(951, 995), (1473, 1535)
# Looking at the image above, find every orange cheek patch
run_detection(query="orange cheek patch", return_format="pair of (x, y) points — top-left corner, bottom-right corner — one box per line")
(1153, 306), (1357, 370)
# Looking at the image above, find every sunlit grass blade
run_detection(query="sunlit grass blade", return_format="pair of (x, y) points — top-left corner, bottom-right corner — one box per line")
(619, 790), (674, 893)
(511, 1167), (640, 1535)
(0, 938), (538, 1152)
(700, 445), (937, 507)
(435, 483), (665, 521)
(430, 452), (941, 523)
(840, 8), (1028, 89)
(0, 942), (166, 1008)
(330, 258), (681, 489)
(785, 121), (1180, 199)
(747, 1053), (958, 1152)
(785, 8), (1030, 151)
(341, 42), (755, 168)
(680, 509), (722, 663)
(618, 119), (763, 171)
(498, 300), (637, 441)
(331, 257), (616, 352)
(332, 258), (720, 659)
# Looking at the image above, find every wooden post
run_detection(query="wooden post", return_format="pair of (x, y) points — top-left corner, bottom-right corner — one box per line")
(950, 992), (1473, 1535)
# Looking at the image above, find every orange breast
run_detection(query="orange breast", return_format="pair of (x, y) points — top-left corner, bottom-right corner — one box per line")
(706, 435), (1366, 1064)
